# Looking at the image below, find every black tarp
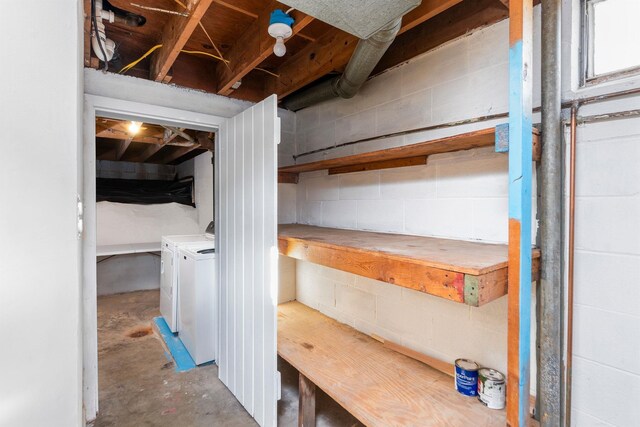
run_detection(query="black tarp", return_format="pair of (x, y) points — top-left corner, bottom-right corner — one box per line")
(96, 177), (195, 206)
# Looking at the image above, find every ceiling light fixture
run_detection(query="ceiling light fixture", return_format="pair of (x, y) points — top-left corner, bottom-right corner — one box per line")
(268, 10), (294, 57)
(128, 121), (142, 135)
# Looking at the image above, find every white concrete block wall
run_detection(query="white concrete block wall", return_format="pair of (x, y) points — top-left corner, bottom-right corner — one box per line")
(568, 117), (640, 426)
(287, 10), (543, 392)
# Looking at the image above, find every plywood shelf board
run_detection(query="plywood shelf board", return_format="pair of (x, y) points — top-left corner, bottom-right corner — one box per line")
(278, 301), (507, 426)
(278, 128), (540, 181)
(278, 224), (540, 306)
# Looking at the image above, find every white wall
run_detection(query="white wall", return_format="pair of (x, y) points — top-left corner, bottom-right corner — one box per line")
(285, 10), (542, 392)
(97, 201), (199, 245)
(567, 115), (640, 426)
(0, 1), (83, 426)
(194, 151), (214, 232)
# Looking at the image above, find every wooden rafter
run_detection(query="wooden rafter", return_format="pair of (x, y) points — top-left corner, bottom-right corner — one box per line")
(150, 0), (214, 82)
(269, 0), (463, 99)
(373, 0), (509, 74)
(214, 1), (314, 96)
(213, 0), (258, 18)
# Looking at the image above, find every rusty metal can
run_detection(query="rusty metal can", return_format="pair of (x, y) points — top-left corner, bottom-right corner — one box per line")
(477, 368), (506, 409)
(455, 359), (479, 396)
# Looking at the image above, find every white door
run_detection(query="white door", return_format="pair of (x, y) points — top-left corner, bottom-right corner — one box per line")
(216, 95), (279, 427)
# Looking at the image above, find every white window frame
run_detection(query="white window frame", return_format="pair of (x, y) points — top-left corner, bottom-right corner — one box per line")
(581, 0), (640, 86)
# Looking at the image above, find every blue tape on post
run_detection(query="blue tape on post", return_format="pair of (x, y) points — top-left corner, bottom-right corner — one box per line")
(153, 316), (196, 372)
(495, 123), (510, 153)
(508, 38), (533, 426)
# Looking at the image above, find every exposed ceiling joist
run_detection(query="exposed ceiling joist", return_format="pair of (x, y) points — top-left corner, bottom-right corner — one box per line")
(214, 1), (314, 96)
(160, 145), (201, 164)
(131, 142), (168, 163)
(213, 0), (258, 18)
(269, 0), (463, 99)
(116, 137), (134, 160)
(496, 0), (509, 8)
(373, 0), (510, 74)
(150, 0), (215, 82)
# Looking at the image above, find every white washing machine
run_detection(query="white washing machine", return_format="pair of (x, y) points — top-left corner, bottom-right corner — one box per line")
(160, 223), (214, 333)
(178, 241), (217, 365)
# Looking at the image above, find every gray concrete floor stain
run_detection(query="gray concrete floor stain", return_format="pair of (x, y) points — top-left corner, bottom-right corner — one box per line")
(94, 290), (361, 427)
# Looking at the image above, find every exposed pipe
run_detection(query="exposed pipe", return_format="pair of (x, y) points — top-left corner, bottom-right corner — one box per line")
(282, 18), (402, 111)
(565, 105), (577, 427)
(538, 0), (563, 425)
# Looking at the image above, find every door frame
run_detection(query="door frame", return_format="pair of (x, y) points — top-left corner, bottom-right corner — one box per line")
(82, 94), (226, 422)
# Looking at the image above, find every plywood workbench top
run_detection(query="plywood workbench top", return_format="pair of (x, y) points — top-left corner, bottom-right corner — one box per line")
(278, 224), (540, 306)
(278, 301), (507, 426)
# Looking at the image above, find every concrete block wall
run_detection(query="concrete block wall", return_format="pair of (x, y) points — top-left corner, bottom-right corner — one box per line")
(568, 117), (640, 426)
(284, 10), (543, 390)
(96, 160), (179, 180)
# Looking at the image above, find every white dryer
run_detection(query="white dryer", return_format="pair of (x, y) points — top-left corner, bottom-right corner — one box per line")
(178, 241), (216, 365)
(160, 224), (214, 333)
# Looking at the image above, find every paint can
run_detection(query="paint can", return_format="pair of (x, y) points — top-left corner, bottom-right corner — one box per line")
(477, 368), (506, 409)
(454, 359), (479, 396)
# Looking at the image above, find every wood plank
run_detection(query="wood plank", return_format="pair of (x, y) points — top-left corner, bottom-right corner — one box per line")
(150, 0), (214, 82)
(280, 128), (539, 177)
(328, 156), (427, 175)
(278, 172), (299, 184)
(215, 2), (314, 95)
(281, 128), (496, 174)
(270, 0), (463, 99)
(298, 373), (316, 427)
(278, 302), (507, 426)
(399, 0), (464, 35)
(377, 336), (455, 378)
(373, 0), (509, 76)
(278, 224), (540, 306)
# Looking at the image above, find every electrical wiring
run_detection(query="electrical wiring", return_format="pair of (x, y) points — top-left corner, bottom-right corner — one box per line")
(119, 45), (280, 78)
(285, 7), (295, 14)
(172, 0), (231, 71)
(119, 44), (163, 74)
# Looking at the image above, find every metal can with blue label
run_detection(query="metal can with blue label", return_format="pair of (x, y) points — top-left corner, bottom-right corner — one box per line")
(455, 358), (479, 396)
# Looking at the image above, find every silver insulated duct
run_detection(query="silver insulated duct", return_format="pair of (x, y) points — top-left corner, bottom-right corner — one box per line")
(279, 0), (419, 111)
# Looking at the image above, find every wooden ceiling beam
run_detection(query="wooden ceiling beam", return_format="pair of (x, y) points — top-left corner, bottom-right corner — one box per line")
(213, 0), (258, 18)
(159, 145), (202, 164)
(150, 0), (214, 82)
(373, 0), (509, 75)
(214, 1), (314, 96)
(270, 0), (463, 99)
(115, 137), (134, 160)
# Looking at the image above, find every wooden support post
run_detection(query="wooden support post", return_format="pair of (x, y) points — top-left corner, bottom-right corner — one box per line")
(507, 0), (533, 426)
(298, 373), (316, 427)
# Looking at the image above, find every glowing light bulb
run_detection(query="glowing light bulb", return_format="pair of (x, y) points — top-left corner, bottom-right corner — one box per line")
(273, 37), (286, 57)
(128, 121), (142, 135)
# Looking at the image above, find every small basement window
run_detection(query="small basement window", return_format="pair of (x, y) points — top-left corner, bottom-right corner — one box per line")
(583, 0), (640, 84)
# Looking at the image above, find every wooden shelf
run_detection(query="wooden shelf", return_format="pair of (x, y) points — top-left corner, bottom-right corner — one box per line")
(278, 224), (540, 306)
(278, 301), (508, 426)
(278, 127), (540, 181)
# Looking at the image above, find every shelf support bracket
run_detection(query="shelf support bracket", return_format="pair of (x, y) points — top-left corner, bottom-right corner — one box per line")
(507, 0), (534, 425)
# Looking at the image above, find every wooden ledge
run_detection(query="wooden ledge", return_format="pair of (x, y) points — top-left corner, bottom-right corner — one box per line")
(278, 127), (541, 182)
(278, 301), (508, 426)
(278, 225), (540, 306)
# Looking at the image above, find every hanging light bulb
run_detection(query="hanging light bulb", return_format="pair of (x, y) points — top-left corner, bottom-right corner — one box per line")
(268, 10), (294, 58)
(273, 36), (287, 57)
(127, 121), (142, 135)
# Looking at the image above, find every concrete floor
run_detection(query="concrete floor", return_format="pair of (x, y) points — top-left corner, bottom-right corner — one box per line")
(94, 289), (361, 426)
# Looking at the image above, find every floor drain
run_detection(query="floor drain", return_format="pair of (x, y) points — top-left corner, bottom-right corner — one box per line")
(127, 326), (152, 338)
